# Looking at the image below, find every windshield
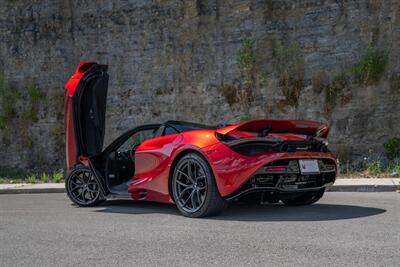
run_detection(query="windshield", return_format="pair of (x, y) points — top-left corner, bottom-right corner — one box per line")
(165, 121), (216, 133)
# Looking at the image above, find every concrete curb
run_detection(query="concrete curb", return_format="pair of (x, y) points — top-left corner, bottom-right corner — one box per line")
(328, 178), (400, 193)
(327, 185), (397, 192)
(0, 179), (399, 194)
(0, 188), (66, 194)
(0, 183), (65, 195)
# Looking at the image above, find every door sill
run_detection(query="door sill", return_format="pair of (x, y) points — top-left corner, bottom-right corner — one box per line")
(106, 193), (132, 200)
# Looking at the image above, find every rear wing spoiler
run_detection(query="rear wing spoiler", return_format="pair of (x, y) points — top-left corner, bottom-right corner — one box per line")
(216, 119), (329, 138)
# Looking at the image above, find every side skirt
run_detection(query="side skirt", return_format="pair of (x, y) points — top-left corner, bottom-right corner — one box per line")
(106, 193), (133, 200)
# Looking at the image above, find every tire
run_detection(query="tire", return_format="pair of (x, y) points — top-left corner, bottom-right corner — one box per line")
(172, 153), (228, 218)
(281, 188), (325, 206)
(65, 165), (105, 207)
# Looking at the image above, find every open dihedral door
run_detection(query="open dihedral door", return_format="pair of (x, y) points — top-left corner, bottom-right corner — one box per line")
(64, 62), (108, 170)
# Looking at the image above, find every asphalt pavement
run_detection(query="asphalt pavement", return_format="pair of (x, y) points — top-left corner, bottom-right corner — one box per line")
(0, 192), (399, 266)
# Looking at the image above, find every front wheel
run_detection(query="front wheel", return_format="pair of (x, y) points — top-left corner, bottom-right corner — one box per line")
(65, 166), (105, 207)
(172, 153), (227, 218)
(281, 188), (325, 206)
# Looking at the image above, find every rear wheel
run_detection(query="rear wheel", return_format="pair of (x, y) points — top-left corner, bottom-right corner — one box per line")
(65, 166), (105, 207)
(172, 153), (227, 218)
(281, 188), (325, 206)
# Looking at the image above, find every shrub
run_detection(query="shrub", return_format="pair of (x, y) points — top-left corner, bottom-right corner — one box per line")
(27, 174), (37, 184)
(237, 36), (257, 105)
(352, 47), (388, 84)
(0, 76), (19, 129)
(52, 172), (64, 183)
(338, 155), (400, 178)
(23, 82), (44, 124)
(27, 81), (45, 102)
(0, 78), (44, 132)
(272, 42), (305, 106)
(312, 71), (328, 94)
(384, 137), (400, 160)
(365, 160), (381, 176)
(383, 158), (400, 175)
(222, 84), (239, 106)
(41, 173), (50, 183)
(324, 72), (349, 113)
(223, 37), (258, 107)
(317, 46), (387, 114)
(238, 36), (256, 85)
(0, 169), (66, 184)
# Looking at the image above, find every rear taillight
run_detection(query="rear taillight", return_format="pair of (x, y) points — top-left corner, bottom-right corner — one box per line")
(229, 142), (279, 156)
(264, 166), (286, 172)
(215, 132), (238, 143)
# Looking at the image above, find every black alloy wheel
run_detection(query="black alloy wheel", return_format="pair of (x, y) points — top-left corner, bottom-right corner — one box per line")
(172, 153), (227, 217)
(66, 166), (105, 206)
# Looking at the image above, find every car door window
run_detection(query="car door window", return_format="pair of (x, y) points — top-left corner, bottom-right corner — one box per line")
(118, 129), (156, 152)
(163, 126), (178, 136)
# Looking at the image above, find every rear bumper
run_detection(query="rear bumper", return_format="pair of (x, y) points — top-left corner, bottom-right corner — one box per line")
(225, 159), (336, 200)
(225, 183), (334, 201)
(202, 142), (337, 197)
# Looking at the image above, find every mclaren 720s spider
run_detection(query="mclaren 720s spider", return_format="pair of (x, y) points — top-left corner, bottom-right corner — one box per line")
(64, 62), (337, 217)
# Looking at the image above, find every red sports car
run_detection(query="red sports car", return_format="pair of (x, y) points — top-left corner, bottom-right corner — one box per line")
(64, 62), (337, 217)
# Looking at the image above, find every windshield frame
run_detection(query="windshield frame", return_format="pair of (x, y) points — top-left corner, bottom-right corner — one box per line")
(164, 120), (216, 133)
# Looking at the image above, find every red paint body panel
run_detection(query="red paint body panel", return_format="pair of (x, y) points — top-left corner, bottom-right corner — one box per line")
(130, 134), (182, 203)
(217, 119), (329, 138)
(64, 61), (98, 170)
(129, 130), (219, 203)
(202, 142), (336, 197)
(65, 62), (96, 97)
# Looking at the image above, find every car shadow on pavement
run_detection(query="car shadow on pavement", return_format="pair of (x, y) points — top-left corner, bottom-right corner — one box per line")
(214, 203), (386, 222)
(93, 200), (181, 216)
(94, 200), (386, 221)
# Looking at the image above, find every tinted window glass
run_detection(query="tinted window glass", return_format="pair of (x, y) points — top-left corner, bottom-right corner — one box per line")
(166, 121), (215, 133)
(164, 127), (178, 136)
(118, 129), (155, 151)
